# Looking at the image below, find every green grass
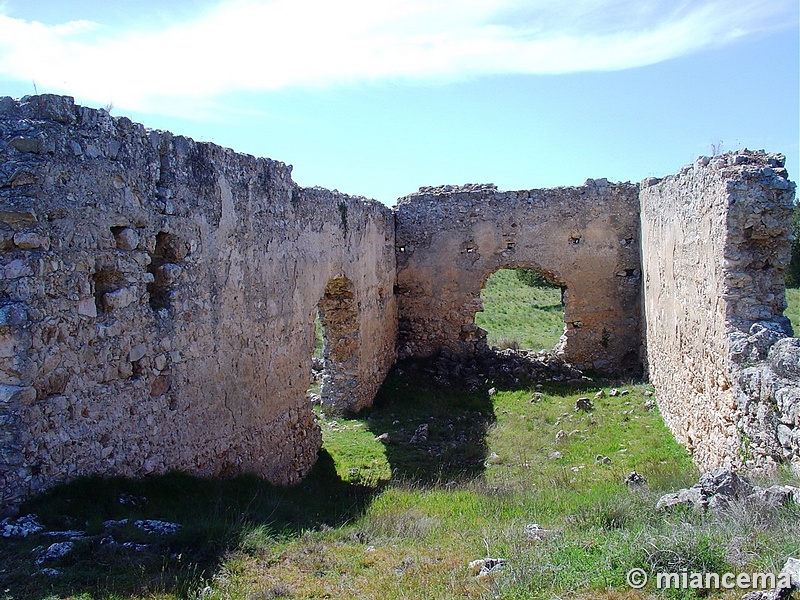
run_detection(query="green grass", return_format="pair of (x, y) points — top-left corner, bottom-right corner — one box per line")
(3, 373), (797, 599)
(2, 281), (799, 600)
(785, 287), (799, 333)
(475, 269), (564, 351)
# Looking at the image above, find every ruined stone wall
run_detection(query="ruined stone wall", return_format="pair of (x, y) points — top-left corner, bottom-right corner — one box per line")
(641, 150), (798, 471)
(0, 95), (397, 509)
(2, 95), (797, 510)
(395, 182), (643, 375)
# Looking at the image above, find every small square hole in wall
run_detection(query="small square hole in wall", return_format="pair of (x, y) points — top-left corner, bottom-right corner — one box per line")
(146, 232), (187, 311)
(131, 358), (145, 379)
(146, 278), (172, 311)
(92, 267), (123, 314)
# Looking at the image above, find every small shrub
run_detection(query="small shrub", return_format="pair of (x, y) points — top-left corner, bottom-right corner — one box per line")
(515, 268), (558, 289)
(571, 499), (634, 530)
(496, 337), (520, 351)
(248, 584), (293, 599)
(360, 506), (441, 541)
(642, 525), (729, 574)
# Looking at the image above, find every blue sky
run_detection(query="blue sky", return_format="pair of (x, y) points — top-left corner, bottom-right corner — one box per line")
(0, 0), (797, 205)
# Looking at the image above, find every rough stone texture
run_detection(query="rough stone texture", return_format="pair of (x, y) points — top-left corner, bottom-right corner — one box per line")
(1, 95), (798, 512)
(641, 151), (797, 471)
(0, 95), (397, 510)
(656, 467), (800, 512)
(395, 181), (643, 375)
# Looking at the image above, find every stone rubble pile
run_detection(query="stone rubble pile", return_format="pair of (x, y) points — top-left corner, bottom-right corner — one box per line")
(34, 541), (74, 565)
(733, 322), (800, 465)
(1, 510), (182, 576)
(408, 347), (588, 390)
(1, 513), (43, 537)
(656, 468), (800, 512)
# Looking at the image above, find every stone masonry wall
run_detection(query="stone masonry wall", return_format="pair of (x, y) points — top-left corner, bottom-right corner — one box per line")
(395, 182), (643, 376)
(1, 95), (797, 511)
(641, 150), (798, 472)
(0, 95), (397, 510)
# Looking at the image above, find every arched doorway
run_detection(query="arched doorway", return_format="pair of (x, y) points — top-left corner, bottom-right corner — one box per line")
(315, 277), (360, 412)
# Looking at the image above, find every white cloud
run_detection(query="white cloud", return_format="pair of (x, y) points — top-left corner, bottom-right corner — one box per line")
(0, 0), (794, 115)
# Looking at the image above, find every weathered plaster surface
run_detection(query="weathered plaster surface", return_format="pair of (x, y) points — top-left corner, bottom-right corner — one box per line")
(640, 151), (798, 471)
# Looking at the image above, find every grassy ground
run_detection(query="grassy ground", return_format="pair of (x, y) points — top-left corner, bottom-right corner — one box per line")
(475, 269), (564, 351)
(785, 288), (799, 333)
(4, 376), (797, 600)
(2, 283), (799, 600)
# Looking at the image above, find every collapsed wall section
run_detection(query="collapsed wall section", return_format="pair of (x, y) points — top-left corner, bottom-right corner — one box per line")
(641, 150), (798, 471)
(0, 95), (397, 510)
(395, 182), (642, 375)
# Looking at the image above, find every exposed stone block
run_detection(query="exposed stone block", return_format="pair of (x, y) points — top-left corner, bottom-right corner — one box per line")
(112, 227), (139, 251)
(13, 232), (49, 250)
(0, 208), (39, 225)
(0, 304), (27, 327)
(0, 384), (36, 406)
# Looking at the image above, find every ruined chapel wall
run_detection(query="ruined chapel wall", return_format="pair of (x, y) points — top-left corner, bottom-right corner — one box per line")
(640, 150), (798, 471)
(0, 95), (396, 509)
(395, 182), (642, 375)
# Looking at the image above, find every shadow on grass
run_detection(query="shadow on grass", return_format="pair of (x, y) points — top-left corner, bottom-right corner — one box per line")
(0, 449), (375, 599)
(1, 362), (506, 599)
(530, 302), (564, 312)
(360, 360), (495, 484)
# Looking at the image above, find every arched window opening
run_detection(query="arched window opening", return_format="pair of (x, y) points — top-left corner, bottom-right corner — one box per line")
(476, 268), (565, 352)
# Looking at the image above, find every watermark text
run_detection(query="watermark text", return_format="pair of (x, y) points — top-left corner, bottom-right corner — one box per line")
(626, 568), (791, 591)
